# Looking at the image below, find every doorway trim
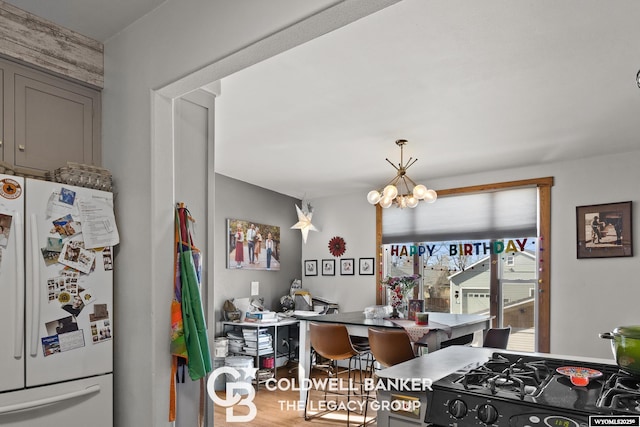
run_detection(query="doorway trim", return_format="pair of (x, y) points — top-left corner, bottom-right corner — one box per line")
(149, 2), (402, 425)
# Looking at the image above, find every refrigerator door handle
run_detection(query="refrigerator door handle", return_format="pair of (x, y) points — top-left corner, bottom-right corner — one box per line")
(29, 214), (40, 357)
(14, 211), (25, 359)
(0, 384), (101, 414)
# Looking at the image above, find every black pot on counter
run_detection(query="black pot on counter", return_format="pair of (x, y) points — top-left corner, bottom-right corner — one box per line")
(600, 326), (640, 375)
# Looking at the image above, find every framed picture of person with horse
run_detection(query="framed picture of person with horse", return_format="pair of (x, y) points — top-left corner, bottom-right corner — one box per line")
(576, 201), (632, 259)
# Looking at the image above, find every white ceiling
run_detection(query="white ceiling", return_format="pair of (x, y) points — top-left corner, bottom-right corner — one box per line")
(9, 0), (640, 201)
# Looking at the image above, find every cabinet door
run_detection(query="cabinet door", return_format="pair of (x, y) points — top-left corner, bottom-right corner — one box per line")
(13, 71), (100, 172)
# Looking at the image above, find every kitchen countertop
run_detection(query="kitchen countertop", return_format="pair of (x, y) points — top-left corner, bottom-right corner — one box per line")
(375, 346), (495, 391)
(297, 311), (491, 330)
(374, 346), (618, 392)
(294, 310), (398, 327)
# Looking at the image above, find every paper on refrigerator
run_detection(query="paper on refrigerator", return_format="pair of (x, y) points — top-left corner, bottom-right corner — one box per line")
(78, 196), (120, 249)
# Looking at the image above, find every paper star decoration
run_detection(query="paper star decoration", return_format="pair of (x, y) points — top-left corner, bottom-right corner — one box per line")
(290, 204), (319, 244)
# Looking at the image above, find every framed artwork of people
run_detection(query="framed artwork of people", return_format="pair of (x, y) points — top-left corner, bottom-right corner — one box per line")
(227, 218), (281, 270)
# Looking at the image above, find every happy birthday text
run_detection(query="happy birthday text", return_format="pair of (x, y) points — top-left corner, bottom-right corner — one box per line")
(390, 239), (529, 257)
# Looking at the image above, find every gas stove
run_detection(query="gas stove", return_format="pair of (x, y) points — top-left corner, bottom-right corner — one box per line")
(425, 351), (640, 427)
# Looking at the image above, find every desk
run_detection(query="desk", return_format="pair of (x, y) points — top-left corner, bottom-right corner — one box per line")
(296, 311), (492, 404)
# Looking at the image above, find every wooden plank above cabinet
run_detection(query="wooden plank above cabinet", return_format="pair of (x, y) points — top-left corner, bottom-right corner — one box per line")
(0, 1), (103, 89)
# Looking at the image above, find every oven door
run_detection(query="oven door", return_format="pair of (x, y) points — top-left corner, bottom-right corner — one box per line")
(376, 388), (429, 426)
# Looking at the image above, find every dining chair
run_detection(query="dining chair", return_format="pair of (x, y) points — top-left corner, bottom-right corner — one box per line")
(483, 326), (511, 349)
(368, 328), (416, 368)
(363, 328), (416, 426)
(305, 322), (371, 426)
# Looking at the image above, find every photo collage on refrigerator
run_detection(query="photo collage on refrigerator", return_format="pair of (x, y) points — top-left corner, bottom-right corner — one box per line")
(1, 177), (120, 358)
(40, 185), (119, 356)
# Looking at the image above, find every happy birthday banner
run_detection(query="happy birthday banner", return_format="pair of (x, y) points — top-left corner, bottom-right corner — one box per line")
(389, 239), (530, 257)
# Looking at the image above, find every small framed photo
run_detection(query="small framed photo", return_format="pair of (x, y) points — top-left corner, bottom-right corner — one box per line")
(304, 260), (317, 276)
(576, 201), (633, 259)
(340, 258), (355, 275)
(321, 259), (335, 276)
(358, 257), (374, 275)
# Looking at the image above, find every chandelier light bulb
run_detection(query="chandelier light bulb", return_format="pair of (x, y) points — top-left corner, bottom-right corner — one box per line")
(424, 189), (438, 203)
(406, 196), (419, 208)
(383, 185), (398, 199)
(367, 190), (381, 205)
(380, 196), (393, 208)
(398, 195), (407, 208)
(413, 184), (428, 200)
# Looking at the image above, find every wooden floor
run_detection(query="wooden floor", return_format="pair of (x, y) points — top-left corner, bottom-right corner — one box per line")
(213, 365), (377, 427)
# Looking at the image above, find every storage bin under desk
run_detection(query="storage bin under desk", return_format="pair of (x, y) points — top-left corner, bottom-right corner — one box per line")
(221, 319), (299, 388)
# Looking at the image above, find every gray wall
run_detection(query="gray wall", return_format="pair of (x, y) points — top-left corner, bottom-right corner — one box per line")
(213, 173), (302, 331)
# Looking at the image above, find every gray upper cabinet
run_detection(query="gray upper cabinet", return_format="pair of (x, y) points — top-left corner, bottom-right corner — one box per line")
(0, 57), (101, 172)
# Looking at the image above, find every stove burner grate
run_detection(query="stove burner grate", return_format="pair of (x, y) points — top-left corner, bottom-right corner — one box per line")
(598, 371), (640, 413)
(458, 353), (552, 399)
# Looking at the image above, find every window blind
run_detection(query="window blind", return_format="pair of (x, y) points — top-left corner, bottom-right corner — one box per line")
(381, 187), (538, 244)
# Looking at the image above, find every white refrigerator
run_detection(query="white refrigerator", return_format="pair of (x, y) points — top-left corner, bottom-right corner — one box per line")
(0, 174), (115, 427)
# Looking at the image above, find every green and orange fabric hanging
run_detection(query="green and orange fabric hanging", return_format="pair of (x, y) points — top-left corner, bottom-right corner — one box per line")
(169, 203), (212, 423)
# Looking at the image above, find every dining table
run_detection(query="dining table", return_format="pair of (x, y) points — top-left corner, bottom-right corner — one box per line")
(295, 311), (493, 405)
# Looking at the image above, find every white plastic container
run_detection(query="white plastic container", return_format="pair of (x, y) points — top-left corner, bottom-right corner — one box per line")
(224, 356), (254, 395)
(214, 338), (228, 358)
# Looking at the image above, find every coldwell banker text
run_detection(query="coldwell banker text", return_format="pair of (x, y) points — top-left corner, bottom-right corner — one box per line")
(390, 239), (529, 257)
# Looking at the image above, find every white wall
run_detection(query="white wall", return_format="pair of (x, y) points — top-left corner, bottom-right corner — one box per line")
(409, 148), (640, 359)
(305, 148), (640, 360)
(300, 194), (378, 312)
(174, 92), (215, 427)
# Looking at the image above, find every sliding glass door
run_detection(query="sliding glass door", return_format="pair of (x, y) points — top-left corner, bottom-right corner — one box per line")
(382, 237), (537, 352)
(377, 177), (553, 352)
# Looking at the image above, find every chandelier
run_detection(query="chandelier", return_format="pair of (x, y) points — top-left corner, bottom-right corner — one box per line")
(366, 139), (437, 209)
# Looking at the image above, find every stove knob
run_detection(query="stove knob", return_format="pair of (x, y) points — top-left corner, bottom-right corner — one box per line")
(477, 403), (499, 425)
(448, 399), (468, 419)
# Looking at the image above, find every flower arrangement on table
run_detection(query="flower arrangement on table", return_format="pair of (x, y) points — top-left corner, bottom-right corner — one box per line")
(381, 274), (421, 318)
